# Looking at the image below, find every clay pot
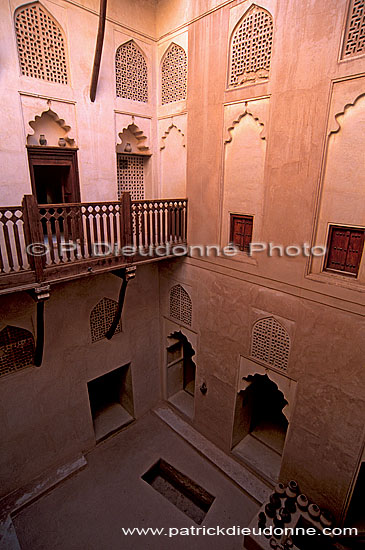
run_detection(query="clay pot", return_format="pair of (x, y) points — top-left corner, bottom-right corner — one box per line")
(308, 503), (321, 519)
(270, 493), (282, 509)
(258, 511), (266, 526)
(286, 480), (299, 498)
(279, 507), (291, 523)
(320, 509), (335, 527)
(284, 498), (297, 513)
(270, 539), (278, 548)
(274, 482), (286, 496)
(273, 515), (284, 529)
(297, 493), (309, 510)
(265, 503), (276, 518)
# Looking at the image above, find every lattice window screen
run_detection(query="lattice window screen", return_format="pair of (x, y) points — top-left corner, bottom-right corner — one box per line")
(0, 326), (34, 377)
(161, 43), (187, 105)
(15, 3), (68, 84)
(342, 0), (365, 58)
(117, 154), (145, 201)
(90, 298), (121, 343)
(229, 5), (273, 87)
(251, 317), (290, 371)
(169, 284), (192, 326)
(115, 41), (148, 102)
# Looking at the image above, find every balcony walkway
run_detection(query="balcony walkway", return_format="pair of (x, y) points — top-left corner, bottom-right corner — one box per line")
(0, 194), (188, 295)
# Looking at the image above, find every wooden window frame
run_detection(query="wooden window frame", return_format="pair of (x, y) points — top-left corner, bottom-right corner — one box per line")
(27, 147), (81, 204)
(324, 225), (365, 277)
(230, 214), (254, 253)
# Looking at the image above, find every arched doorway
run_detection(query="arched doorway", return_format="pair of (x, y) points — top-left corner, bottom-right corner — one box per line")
(232, 373), (288, 482)
(166, 331), (196, 419)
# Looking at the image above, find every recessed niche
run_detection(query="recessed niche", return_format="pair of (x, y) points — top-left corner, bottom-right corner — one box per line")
(166, 332), (196, 419)
(142, 459), (215, 524)
(87, 364), (134, 442)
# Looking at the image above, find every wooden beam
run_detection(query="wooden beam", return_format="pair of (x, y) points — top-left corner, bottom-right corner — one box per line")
(90, 0), (108, 103)
(105, 266), (136, 340)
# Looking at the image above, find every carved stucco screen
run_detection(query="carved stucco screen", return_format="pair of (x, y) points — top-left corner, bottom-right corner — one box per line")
(251, 317), (290, 371)
(117, 154), (145, 201)
(169, 284), (192, 326)
(229, 5), (273, 87)
(0, 326), (35, 377)
(90, 298), (121, 343)
(161, 43), (187, 104)
(15, 2), (68, 84)
(115, 41), (148, 102)
(342, 0), (365, 58)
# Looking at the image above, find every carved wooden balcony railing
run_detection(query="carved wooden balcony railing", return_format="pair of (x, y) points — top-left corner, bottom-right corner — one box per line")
(0, 194), (188, 294)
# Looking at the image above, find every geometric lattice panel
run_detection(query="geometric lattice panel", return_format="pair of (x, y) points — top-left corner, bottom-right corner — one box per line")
(251, 317), (290, 371)
(90, 298), (121, 343)
(161, 43), (187, 105)
(115, 40), (148, 102)
(117, 154), (145, 201)
(0, 325), (35, 377)
(169, 284), (192, 326)
(229, 5), (273, 88)
(15, 3), (68, 84)
(342, 0), (365, 58)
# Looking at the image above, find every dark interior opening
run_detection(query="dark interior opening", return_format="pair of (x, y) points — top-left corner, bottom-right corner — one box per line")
(248, 374), (288, 453)
(142, 459), (215, 524)
(87, 364), (134, 442)
(33, 165), (71, 204)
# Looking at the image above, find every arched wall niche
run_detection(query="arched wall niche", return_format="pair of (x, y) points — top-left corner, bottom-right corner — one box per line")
(237, 355), (297, 423)
(311, 81), (365, 283)
(27, 109), (75, 147)
(221, 99), (268, 250)
(116, 123), (150, 154)
(160, 123), (186, 199)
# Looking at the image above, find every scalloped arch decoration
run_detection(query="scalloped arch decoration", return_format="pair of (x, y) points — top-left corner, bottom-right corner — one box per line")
(27, 109), (75, 146)
(15, 2), (68, 84)
(225, 103), (266, 144)
(160, 123), (186, 150)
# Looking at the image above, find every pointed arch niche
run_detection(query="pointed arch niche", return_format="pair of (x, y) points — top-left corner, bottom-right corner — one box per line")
(115, 118), (152, 201)
(221, 99), (268, 250)
(159, 116), (187, 198)
(115, 40), (148, 102)
(311, 77), (365, 283)
(232, 355), (297, 482)
(161, 42), (187, 105)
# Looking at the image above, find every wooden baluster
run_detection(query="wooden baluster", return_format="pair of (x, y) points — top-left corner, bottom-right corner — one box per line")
(0, 233), (4, 273)
(22, 195), (45, 283)
(13, 219), (25, 270)
(105, 206), (112, 254)
(3, 223), (15, 272)
(157, 203), (161, 245)
(63, 207), (72, 262)
(120, 193), (132, 251)
(85, 210), (93, 258)
(54, 210), (63, 263)
(45, 214), (55, 264)
(162, 202), (166, 244)
(93, 210), (99, 251)
(99, 207), (105, 250)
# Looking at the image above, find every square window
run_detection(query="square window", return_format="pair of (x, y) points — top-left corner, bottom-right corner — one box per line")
(230, 214), (253, 253)
(325, 225), (364, 277)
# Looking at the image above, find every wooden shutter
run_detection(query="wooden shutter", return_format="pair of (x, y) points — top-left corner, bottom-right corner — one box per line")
(326, 226), (364, 276)
(230, 215), (253, 252)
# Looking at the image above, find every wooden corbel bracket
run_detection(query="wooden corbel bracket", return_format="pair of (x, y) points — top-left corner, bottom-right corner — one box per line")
(105, 266), (136, 340)
(28, 284), (50, 367)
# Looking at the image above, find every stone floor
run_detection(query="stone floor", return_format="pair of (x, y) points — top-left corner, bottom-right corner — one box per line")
(12, 411), (259, 550)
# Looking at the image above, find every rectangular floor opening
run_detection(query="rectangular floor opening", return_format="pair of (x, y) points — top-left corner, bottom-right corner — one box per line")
(142, 459), (215, 524)
(87, 363), (134, 442)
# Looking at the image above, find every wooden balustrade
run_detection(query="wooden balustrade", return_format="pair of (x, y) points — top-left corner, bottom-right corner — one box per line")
(0, 194), (188, 293)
